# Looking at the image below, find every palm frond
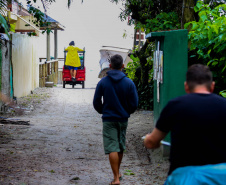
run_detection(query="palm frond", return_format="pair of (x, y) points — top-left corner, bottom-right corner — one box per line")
(0, 0), (8, 16)
(0, 13), (9, 38)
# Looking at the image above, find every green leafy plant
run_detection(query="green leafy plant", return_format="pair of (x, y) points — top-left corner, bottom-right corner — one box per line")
(125, 46), (154, 110)
(125, 54), (140, 81)
(185, 1), (226, 68)
(0, 1), (10, 38)
(124, 169), (135, 176)
(144, 12), (180, 33)
(185, 1), (226, 93)
(219, 90), (226, 98)
(27, 32), (37, 36)
(49, 170), (55, 173)
(0, 14), (9, 38)
(137, 81), (154, 110)
(27, 6), (52, 35)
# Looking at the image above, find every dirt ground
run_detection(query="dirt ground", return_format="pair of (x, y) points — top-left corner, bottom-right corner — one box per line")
(0, 84), (169, 185)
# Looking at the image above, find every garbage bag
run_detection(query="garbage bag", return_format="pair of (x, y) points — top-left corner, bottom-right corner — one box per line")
(165, 163), (226, 185)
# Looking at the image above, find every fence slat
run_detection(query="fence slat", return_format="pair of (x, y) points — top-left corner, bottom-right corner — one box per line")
(39, 60), (59, 87)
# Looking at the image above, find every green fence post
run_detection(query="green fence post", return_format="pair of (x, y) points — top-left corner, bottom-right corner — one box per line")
(146, 29), (188, 156)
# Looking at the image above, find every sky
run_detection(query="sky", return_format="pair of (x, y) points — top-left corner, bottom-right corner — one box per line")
(20, 0), (135, 85)
(40, 1), (133, 66)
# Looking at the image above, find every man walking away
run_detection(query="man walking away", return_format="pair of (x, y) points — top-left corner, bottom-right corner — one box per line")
(93, 54), (138, 185)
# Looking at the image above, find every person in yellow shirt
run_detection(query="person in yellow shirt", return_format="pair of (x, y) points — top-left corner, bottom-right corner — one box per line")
(65, 41), (84, 81)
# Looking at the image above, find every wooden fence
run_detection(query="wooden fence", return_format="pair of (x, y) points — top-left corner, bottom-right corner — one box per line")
(39, 58), (58, 87)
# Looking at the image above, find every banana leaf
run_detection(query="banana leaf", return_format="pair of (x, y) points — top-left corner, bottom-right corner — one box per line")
(0, 13), (9, 38)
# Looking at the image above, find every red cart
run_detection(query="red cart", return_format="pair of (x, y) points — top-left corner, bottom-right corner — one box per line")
(62, 49), (85, 89)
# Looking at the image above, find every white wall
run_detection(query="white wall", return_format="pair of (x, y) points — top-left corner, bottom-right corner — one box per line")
(12, 33), (39, 98)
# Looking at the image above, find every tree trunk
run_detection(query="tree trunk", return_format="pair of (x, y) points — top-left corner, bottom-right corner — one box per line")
(135, 41), (150, 87)
(138, 29), (142, 50)
(181, 0), (196, 29)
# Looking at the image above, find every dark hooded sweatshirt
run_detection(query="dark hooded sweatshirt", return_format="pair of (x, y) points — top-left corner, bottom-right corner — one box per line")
(93, 70), (138, 122)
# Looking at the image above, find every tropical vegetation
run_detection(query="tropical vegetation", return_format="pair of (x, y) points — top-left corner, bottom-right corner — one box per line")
(111, 0), (226, 109)
(185, 1), (226, 93)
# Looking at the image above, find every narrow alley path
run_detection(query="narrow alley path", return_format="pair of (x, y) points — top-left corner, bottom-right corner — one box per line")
(0, 85), (169, 185)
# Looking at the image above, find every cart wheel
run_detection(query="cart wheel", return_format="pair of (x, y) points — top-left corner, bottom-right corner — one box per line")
(63, 81), (65, 88)
(72, 84), (75, 88)
(82, 81), (85, 89)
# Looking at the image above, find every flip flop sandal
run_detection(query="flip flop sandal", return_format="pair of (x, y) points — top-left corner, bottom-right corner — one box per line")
(111, 175), (123, 182)
(119, 175), (123, 181)
(109, 182), (120, 185)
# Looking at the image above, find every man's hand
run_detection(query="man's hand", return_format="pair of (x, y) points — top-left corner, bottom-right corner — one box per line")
(143, 128), (167, 149)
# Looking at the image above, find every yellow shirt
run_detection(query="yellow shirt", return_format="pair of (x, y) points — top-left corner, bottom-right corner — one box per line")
(65, 46), (83, 67)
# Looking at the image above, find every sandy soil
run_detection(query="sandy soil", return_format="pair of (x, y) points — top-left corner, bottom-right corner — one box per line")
(0, 84), (169, 185)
